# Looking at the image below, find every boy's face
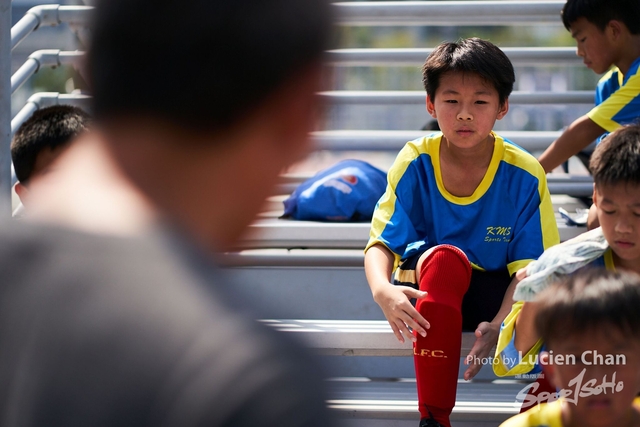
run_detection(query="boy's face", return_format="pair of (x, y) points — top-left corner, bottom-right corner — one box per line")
(543, 328), (640, 427)
(569, 17), (617, 74)
(426, 71), (507, 152)
(593, 183), (640, 273)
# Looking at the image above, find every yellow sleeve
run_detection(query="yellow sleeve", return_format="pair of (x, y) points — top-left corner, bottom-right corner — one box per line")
(587, 69), (640, 132)
(500, 400), (564, 427)
(500, 138), (560, 277)
(364, 139), (424, 269)
(493, 301), (544, 377)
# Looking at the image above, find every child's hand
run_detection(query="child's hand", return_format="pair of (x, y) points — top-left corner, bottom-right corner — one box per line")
(515, 267), (528, 281)
(373, 284), (429, 343)
(463, 321), (499, 380)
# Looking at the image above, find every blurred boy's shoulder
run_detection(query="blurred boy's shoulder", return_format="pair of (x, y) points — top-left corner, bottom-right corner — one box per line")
(500, 399), (563, 427)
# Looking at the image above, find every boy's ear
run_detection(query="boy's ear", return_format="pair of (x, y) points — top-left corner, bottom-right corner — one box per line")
(14, 182), (30, 206)
(426, 95), (437, 118)
(607, 19), (625, 41)
(497, 99), (509, 120)
(539, 351), (561, 390)
(592, 184), (598, 207)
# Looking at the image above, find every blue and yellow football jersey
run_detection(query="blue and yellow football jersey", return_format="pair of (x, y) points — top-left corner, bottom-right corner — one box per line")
(365, 132), (560, 275)
(588, 56), (640, 140)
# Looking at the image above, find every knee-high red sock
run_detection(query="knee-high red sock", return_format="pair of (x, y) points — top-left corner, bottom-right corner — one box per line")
(413, 245), (471, 427)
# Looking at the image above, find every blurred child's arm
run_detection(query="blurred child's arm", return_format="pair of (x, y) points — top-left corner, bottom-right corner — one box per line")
(538, 115), (605, 173)
(514, 300), (541, 354)
(492, 270), (544, 377)
(364, 244), (429, 343)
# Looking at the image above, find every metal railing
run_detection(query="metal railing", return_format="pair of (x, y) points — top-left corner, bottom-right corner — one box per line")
(273, 172), (594, 199)
(11, 5), (92, 50)
(11, 49), (84, 94)
(334, 1), (565, 26)
(328, 47), (579, 66)
(311, 129), (561, 151)
(1, 1), (584, 215)
(321, 90), (592, 105)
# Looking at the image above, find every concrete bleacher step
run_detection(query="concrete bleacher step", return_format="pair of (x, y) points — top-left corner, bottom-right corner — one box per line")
(272, 172), (593, 198)
(261, 319), (482, 356)
(261, 320), (527, 425)
(242, 192), (588, 254)
(327, 378), (523, 423)
(241, 216), (584, 250)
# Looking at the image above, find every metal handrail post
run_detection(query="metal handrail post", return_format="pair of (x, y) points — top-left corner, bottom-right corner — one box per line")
(11, 59), (39, 95)
(0, 0), (10, 216)
(10, 101), (38, 137)
(11, 50), (85, 94)
(10, 12), (39, 51)
(11, 5), (93, 51)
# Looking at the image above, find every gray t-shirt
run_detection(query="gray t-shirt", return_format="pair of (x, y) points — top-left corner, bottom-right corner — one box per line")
(0, 222), (333, 427)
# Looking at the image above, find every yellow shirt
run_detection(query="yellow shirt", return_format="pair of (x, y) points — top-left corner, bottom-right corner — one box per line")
(500, 397), (640, 427)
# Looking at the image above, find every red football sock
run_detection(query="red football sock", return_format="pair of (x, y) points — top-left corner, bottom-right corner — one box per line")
(413, 245), (471, 427)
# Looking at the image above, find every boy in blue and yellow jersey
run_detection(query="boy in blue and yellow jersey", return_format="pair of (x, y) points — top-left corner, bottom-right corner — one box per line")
(539, 0), (640, 176)
(364, 37), (560, 427)
(494, 123), (640, 412)
(500, 269), (640, 427)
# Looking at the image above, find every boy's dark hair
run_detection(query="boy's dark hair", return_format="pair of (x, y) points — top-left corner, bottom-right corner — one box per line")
(11, 105), (91, 183)
(88, 0), (334, 133)
(535, 269), (640, 346)
(589, 123), (640, 187)
(421, 37), (515, 106)
(561, 0), (640, 34)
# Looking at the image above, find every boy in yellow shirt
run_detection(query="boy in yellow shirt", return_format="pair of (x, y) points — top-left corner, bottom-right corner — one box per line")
(500, 269), (640, 427)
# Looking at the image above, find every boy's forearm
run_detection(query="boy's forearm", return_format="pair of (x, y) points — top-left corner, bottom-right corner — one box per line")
(364, 244), (395, 298)
(513, 302), (540, 354)
(489, 274), (518, 328)
(538, 115), (605, 173)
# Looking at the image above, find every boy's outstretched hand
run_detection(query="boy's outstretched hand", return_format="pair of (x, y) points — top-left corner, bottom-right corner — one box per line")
(373, 284), (429, 343)
(463, 320), (500, 380)
(462, 268), (519, 380)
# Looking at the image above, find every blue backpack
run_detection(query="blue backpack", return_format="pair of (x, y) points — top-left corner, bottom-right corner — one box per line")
(282, 159), (387, 222)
